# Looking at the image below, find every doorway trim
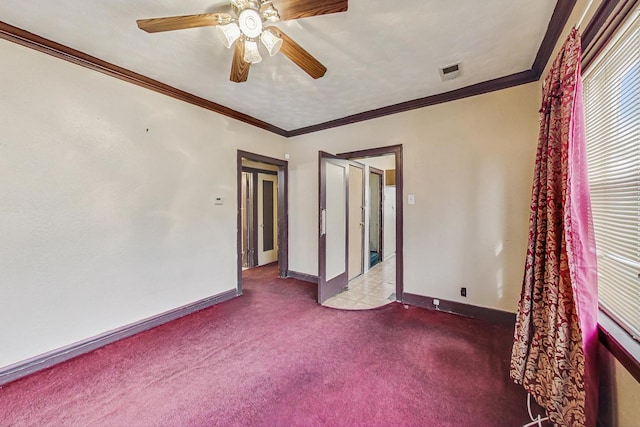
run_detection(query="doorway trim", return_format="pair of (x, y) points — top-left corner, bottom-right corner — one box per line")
(237, 150), (289, 295)
(337, 145), (404, 301)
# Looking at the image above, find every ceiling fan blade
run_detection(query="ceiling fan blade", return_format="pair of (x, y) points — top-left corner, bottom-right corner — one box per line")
(270, 27), (326, 79)
(275, 0), (348, 21)
(230, 41), (251, 83)
(136, 13), (231, 33)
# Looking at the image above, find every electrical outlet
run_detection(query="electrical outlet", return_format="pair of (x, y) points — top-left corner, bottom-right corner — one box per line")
(433, 298), (440, 306)
(461, 287), (467, 297)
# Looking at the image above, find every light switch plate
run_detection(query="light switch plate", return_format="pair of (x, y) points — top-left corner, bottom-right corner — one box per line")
(408, 194), (415, 205)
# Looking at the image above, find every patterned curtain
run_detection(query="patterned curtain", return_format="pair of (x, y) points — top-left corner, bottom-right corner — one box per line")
(510, 28), (599, 427)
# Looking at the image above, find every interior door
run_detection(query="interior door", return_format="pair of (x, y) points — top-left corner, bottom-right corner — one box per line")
(319, 152), (348, 304)
(257, 173), (278, 266)
(241, 171), (255, 269)
(348, 163), (364, 280)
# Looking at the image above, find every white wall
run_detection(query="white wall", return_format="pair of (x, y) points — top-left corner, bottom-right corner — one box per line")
(286, 82), (540, 312)
(382, 185), (396, 260)
(0, 39), (286, 368)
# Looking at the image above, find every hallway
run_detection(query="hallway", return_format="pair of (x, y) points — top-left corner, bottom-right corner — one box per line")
(324, 255), (395, 310)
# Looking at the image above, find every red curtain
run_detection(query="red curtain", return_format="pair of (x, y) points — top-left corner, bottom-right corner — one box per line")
(510, 28), (599, 427)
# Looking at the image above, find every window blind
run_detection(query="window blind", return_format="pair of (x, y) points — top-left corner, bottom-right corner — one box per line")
(583, 7), (640, 341)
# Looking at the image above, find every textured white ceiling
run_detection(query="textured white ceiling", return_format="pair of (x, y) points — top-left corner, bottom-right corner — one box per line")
(0, 0), (557, 131)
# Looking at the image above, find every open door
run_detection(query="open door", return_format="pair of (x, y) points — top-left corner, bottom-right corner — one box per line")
(257, 173), (278, 265)
(348, 162), (365, 280)
(318, 151), (349, 304)
(241, 171), (255, 269)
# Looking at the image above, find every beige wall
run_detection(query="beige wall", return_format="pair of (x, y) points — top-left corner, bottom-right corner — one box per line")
(0, 39), (286, 368)
(613, 360), (640, 426)
(241, 159), (279, 171)
(286, 82), (540, 312)
(599, 344), (640, 427)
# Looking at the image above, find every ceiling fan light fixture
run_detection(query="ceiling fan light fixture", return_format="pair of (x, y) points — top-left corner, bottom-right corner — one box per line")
(238, 8), (263, 38)
(261, 2), (280, 22)
(216, 14), (233, 26)
(216, 22), (241, 49)
(243, 39), (262, 64)
(136, 0), (345, 83)
(260, 29), (282, 56)
(229, 0), (249, 12)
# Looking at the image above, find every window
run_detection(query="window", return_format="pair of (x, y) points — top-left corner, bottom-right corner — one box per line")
(583, 7), (640, 342)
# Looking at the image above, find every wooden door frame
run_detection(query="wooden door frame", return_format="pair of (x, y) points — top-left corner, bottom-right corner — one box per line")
(237, 150), (288, 295)
(368, 166), (384, 266)
(337, 145), (404, 301)
(241, 167), (279, 268)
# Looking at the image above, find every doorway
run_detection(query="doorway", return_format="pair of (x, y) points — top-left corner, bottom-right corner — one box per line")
(368, 167), (383, 268)
(241, 168), (278, 269)
(317, 145), (403, 306)
(237, 151), (288, 295)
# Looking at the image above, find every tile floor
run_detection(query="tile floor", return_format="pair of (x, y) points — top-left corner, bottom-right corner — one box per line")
(323, 255), (396, 310)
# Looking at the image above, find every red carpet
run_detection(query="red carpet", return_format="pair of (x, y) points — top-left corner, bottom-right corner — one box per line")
(1, 265), (537, 426)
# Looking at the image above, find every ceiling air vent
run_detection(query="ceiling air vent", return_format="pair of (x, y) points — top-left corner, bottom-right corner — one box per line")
(439, 63), (462, 81)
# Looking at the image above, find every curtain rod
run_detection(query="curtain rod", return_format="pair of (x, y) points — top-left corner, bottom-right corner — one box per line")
(576, 0), (596, 29)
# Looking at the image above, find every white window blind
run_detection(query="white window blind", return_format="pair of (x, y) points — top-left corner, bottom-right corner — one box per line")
(584, 7), (640, 341)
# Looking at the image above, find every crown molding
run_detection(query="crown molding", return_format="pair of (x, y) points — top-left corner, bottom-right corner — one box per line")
(0, 21), (288, 137)
(287, 70), (538, 137)
(532, 0), (577, 78)
(0, 0), (578, 137)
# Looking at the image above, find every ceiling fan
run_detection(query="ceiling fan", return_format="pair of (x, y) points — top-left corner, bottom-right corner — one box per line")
(136, 0), (348, 83)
